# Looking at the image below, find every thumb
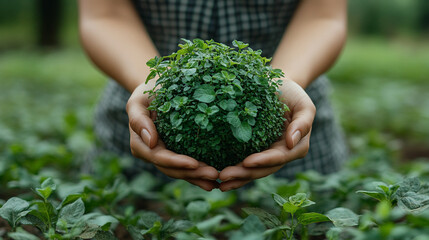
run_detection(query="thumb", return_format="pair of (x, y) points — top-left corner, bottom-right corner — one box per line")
(286, 101), (316, 149)
(126, 91), (159, 149)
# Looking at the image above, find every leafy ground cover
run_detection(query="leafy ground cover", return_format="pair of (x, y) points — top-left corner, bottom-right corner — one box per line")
(1, 37), (429, 239)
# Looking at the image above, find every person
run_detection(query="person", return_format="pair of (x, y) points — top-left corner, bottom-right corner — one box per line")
(78, 0), (348, 192)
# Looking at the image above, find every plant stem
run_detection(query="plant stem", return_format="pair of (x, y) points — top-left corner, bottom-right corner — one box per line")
(288, 213), (295, 240)
(301, 225), (308, 240)
(44, 201), (52, 230)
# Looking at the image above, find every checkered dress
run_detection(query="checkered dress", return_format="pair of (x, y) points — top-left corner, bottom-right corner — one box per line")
(92, 0), (348, 180)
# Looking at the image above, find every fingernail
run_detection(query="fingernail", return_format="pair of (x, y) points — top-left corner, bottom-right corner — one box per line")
(292, 130), (302, 148)
(141, 129), (151, 146)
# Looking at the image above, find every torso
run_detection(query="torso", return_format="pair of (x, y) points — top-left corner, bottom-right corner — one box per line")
(132, 0), (300, 56)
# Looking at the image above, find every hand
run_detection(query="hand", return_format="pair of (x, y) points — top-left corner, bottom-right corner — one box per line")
(126, 82), (220, 191)
(218, 79), (316, 191)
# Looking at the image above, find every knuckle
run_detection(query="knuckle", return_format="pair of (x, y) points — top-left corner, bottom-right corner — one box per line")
(298, 143), (310, 158)
(130, 140), (139, 157)
(129, 117), (142, 133)
(126, 98), (133, 114)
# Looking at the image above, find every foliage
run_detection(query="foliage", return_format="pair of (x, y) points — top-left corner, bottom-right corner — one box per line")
(1, 37), (429, 239)
(2, 116), (429, 239)
(145, 39), (286, 170)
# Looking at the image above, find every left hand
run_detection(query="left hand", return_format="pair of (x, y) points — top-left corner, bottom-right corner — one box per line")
(218, 79), (316, 191)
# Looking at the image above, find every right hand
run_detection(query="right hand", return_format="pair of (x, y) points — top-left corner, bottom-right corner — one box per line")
(126, 82), (220, 191)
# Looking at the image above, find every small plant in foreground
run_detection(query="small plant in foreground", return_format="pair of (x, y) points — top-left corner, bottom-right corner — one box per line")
(239, 192), (359, 240)
(0, 178), (117, 239)
(145, 39), (287, 170)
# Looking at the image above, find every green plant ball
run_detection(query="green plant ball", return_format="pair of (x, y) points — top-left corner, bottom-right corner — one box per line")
(145, 39), (287, 170)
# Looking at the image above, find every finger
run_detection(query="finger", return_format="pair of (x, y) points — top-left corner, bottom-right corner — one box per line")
(130, 130), (199, 169)
(219, 179), (251, 192)
(286, 101), (315, 149)
(156, 164), (219, 180)
(127, 92), (158, 149)
(186, 179), (220, 191)
(219, 163), (284, 182)
(242, 135), (310, 167)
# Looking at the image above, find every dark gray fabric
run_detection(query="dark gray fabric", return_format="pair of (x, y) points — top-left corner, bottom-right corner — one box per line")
(92, 0), (348, 180)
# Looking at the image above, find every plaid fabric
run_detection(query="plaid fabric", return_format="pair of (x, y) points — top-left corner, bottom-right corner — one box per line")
(91, 0), (348, 180)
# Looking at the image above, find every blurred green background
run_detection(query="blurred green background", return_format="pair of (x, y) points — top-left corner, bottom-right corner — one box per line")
(1, 0), (428, 162)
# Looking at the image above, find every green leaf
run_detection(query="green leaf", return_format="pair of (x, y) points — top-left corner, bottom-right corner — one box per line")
(36, 177), (57, 201)
(207, 105), (220, 115)
(181, 68), (197, 76)
(244, 101), (258, 117)
(397, 192), (429, 213)
(146, 58), (157, 68)
(375, 200), (391, 219)
(297, 212), (330, 225)
(193, 84), (216, 103)
(175, 134), (183, 142)
(0, 197), (30, 228)
(326, 207), (359, 227)
(218, 99), (237, 111)
(141, 221), (162, 235)
(272, 193), (287, 207)
(197, 103), (208, 113)
(186, 201), (210, 222)
(36, 188), (53, 201)
(28, 201), (56, 230)
(282, 202), (299, 214)
(88, 215), (118, 231)
(158, 102), (172, 113)
(202, 75), (212, 82)
(170, 112), (183, 128)
(186, 225), (204, 237)
(59, 198), (85, 224)
(221, 71), (236, 81)
(232, 40), (249, 50)
(8, 227), (39, 240)
(397, 177), (421, 196)
(263, 225), (291, 238)
(289, 193), (307, 206)
(59, 194), (84, 209)
(326, 227), (343, 240)
(222, 85), (235, 96)
(145, 70), (157, 84)
(196, 215), (225, 232)
(226, 111), (241, 127)
(301, 199), (316, 208)
(241, 215), (266, 234)
(194, 114), (209, 128)
(247, 117), (256, 126)
(356, 190), (386, 201)
(93, 230), (116, 240)
(129, 172), (157, 196)
(164, 220), (194, 235)
(242, 207), (282, 228)
(41, 178), (56, 190)
(172, 96), (189, 109)
(79, 226), (99, 239)
(231, 121), (252, 142)
(232, 79), (243, 92)
(168, 84), (179, 91)
(140, 212), (162, 229)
